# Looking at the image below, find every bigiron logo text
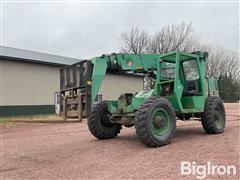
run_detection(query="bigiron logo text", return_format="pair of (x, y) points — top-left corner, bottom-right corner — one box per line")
(180, 161), (237, 179)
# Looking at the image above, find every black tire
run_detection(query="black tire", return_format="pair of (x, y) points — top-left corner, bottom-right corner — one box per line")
(201, 96), (226, 134)
(135, 97), (176, 147)
(88, 101), (122, 139)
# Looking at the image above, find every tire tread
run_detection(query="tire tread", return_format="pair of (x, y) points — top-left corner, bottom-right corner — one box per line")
(135, 97), (176, 147)
(88, 101), (122, 139)
(201, 96), (226, 134)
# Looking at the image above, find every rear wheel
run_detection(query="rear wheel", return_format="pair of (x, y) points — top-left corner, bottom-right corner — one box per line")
(201, 96), (226, 134)
(135, 97), (176, 147)
(88, 101), (122, 139)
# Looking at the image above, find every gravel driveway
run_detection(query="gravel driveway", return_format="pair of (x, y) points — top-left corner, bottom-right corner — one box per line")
(1, 103), (239, 179)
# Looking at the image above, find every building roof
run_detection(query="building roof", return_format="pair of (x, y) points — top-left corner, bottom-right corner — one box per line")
(0, 46), (80, 66)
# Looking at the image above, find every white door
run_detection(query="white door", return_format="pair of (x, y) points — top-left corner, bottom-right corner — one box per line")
(54, 91), (60, 114)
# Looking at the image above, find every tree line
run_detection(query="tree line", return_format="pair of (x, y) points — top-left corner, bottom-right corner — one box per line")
(119, 22), (240, 102)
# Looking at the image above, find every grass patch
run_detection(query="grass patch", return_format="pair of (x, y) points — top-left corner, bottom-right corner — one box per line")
(0, 114), (65, 127)
(0, 114), (55, 121)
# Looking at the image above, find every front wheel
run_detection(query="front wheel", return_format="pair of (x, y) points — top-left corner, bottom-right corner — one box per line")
(88, 101), (122, 139)
(201, 96), (226, 134)
(135, 97), (176, 147)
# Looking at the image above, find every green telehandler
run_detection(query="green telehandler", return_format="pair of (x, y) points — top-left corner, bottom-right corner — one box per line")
(60, 50), (226, 147)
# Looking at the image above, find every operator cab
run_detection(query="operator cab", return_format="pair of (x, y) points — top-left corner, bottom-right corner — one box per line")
(157, 51), (206, 113)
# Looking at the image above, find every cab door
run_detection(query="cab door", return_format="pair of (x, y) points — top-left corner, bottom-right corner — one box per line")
(180, 58), (205, 112)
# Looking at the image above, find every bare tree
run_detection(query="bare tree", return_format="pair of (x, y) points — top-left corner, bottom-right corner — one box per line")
(202, 45), (240, 81)
(120, 22), (199, 54)
(147, 22), (200, 53)
(120, 27), (148, 54)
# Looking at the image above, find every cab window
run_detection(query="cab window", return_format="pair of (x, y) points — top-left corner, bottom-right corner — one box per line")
(160, 62), (175, 79)
(183, 60), (199, 81)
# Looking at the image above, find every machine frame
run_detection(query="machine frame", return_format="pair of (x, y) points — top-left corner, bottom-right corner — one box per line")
(59, 50), (225, 147)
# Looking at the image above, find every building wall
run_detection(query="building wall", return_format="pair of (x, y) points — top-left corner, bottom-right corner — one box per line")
(0, 59), (60, 115)
(0, 59), (144, 116)
(99, 74), (143, 100)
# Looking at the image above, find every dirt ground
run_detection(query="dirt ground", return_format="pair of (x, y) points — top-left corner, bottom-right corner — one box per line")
(1, 103), (239, 179)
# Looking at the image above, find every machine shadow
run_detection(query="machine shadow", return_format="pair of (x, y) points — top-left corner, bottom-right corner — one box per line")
(173, 127), (205, 140)
(109, 126), (206, 148)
